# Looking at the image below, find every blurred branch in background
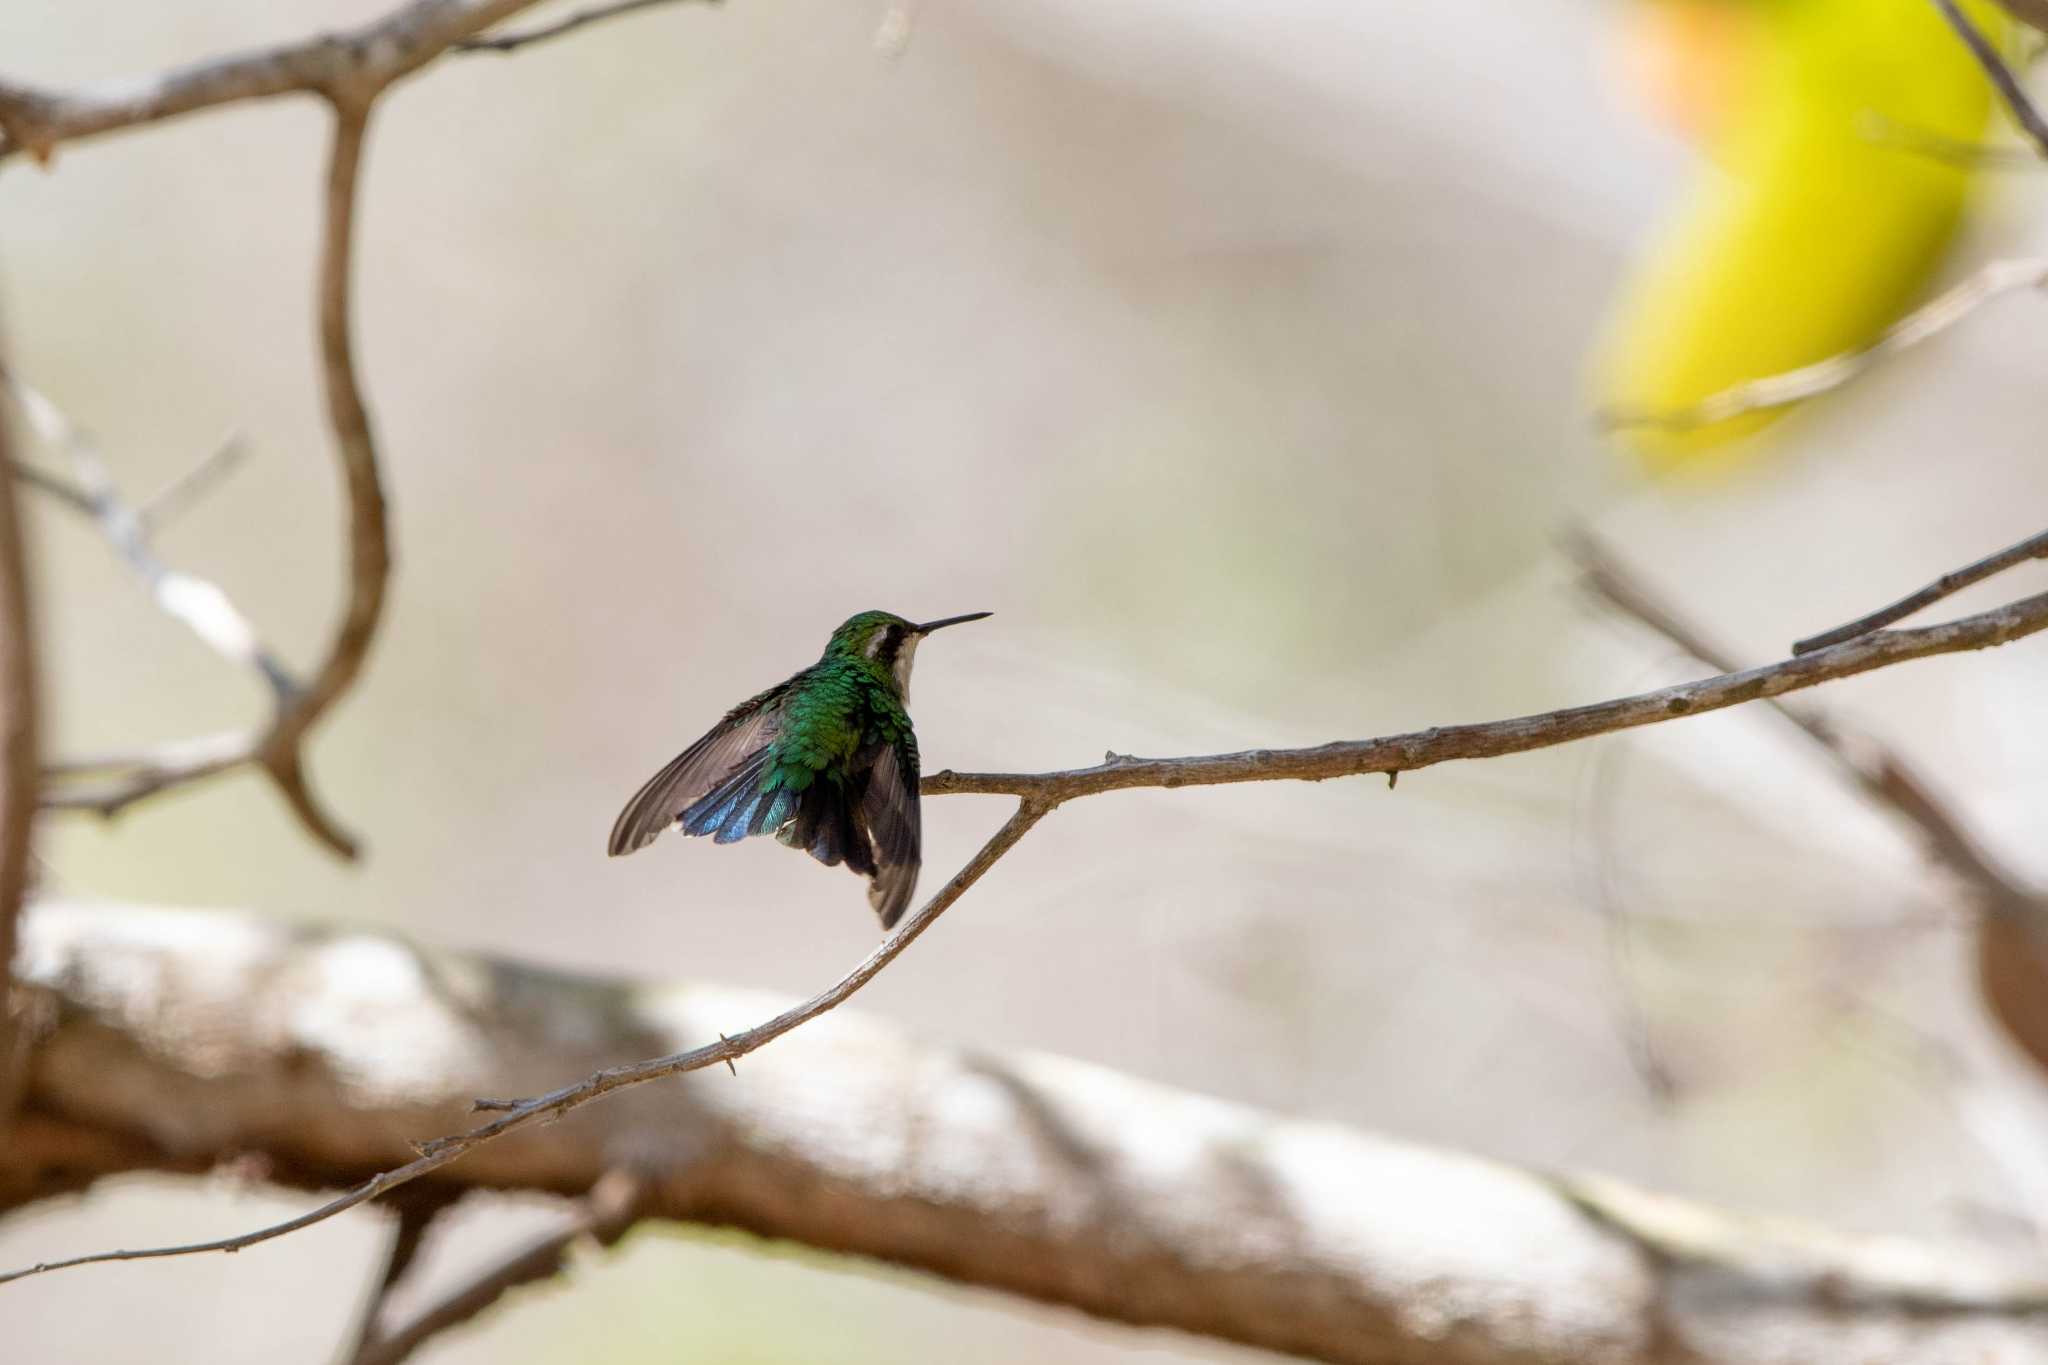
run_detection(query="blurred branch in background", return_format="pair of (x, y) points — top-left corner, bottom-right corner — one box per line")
(344, 1171), (646, 1365)
(456, 0), (711, 55)
(1571, 530), (2041, 916)
(0, 0), (724, 854)
(1601, 255), (2048, 435)
(1935, 0), (2048, 156)
(10, 900), (2048, 1365)
(1574, 532), (2048, 1094)
(0, 0), (699, 164)
(0, 366), (37, 1137)
(8, 528), (2048, 1290)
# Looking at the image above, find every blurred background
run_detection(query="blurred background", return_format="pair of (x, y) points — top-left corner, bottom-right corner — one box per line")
(6, 0), (2048, 1359)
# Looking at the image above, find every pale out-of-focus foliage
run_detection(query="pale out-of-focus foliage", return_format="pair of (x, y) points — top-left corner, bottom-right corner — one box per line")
(5, 1), (2048, 1361)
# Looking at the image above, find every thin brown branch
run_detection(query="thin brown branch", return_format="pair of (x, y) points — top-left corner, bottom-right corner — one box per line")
(248, 100), (392, 861)
(456, 0), (709, 54)
(1570, 531), (2039, 917)
(11, 539), (2048, 1282)
(0, 370), (38, 1133)
(1793, 524), (2048, 654)
(348, 1172), (645, 1365)
(923, 586), (2048, 804)
(17, 102), (395, 859)
(0, 0), (552, 164)
(1598, 256), (2048, 434)
(0, 798), (1047, 1284)
(1933, 0), (2048, 158)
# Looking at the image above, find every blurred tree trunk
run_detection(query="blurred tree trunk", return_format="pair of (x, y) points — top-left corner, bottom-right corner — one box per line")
(0, 355), (38, 1132)
(11, 900), (2048, 1365)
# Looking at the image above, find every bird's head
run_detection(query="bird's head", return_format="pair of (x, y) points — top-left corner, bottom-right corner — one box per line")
(824, 609), (992, 699)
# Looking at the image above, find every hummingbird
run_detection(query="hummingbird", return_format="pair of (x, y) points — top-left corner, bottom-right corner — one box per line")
(608, 610), (992, 928)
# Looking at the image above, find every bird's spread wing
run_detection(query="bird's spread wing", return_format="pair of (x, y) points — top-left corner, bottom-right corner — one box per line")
(857, 741), (922, 928)
(607, 691), (782, 856)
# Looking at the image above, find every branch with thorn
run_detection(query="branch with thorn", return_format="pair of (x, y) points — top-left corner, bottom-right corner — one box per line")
(7, 530), (2048, 1285)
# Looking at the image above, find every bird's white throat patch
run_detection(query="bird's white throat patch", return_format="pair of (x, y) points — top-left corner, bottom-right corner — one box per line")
(891, 631), (920, 698)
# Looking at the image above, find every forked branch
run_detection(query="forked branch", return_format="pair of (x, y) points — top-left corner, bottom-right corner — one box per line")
(6, 530), (2048, 1283)
(15, 101), (390, 858)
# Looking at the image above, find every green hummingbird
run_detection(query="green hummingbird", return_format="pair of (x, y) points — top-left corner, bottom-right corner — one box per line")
(608, 610), (992, 927)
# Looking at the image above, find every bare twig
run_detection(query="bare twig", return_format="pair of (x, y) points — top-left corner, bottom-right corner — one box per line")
(922, 588), (2048, 805)
(1793, 525), (2048, 654)
(8, 538), (2048, 1281)
(0, 0), (552, 164)
(5, 376), (295, 698)
(1933, 0), (2048, 158)
(137, 432), (246, 534)
(0, 373), (38, 1132)
(15, 102), (393, 858)
(1572, 531), (2040, 918)
(456, 0), (708, 54)
(1599, 257), (2048, 433)
(1856, 110), (2048, 171)
(5, 460), (90, 516)
(348, 1172), (645, 1365)
(0, 798), (1047, 1283)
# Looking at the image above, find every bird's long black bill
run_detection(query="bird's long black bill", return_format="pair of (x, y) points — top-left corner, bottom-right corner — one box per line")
(915, 611), (993, 634)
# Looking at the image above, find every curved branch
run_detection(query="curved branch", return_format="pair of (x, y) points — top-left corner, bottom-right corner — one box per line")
(9, 900), (2048, 1365)
(18, 103), (392, 858)
(246, 101), (391, 859)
